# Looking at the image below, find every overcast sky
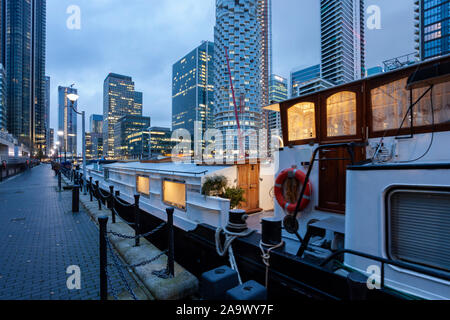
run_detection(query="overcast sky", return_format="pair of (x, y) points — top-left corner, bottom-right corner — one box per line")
(47, 0), (415, 148)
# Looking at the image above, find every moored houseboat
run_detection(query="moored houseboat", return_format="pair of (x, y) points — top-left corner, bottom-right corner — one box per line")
(86, 55), (450, 300)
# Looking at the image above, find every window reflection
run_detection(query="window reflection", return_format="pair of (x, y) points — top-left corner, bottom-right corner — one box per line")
(287, 102), (316, 141)
(326, 91), (357, 137)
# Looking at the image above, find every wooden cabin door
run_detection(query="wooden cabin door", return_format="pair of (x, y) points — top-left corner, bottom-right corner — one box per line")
(318, 146), (365, 214)
(237, 164), (261, 213)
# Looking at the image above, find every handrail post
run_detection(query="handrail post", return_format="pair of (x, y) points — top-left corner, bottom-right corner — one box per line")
(166, 207), (175, 278)
(96, 181), (101, 210)
(134, 194), (140, 247)
(98, 216), (108, 300)
(109, 186), (115, 224)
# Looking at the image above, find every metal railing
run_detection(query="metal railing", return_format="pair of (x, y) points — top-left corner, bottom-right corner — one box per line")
(85, 179), (175, 300)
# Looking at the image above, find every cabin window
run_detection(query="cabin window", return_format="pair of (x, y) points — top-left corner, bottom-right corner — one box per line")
(387, 188), (450, 273)
(326, 91), (357, 137)
(136, 176), (150, 196)
(287, 102), (316, 141)
(413, 81), (450, 126)
(371, 78), (410, 131)
(163, 180), (186, 210)
(371, 78), (450, 131)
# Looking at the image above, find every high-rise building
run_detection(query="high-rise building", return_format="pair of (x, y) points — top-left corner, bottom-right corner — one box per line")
(90, 114), (103, 134)
(58, 86), (78, 158)
(268, 75), (287, 140)
(44, 76), (50, 155)
(320, 0), (365, 85)
(290, 65), (321, 98)
(172, 41), (214, 148)
(258, 0), (272, 110)
(150, 127), (174, 157)
(86, 132), (103, 160)
(0, 0), (6, 67)
(214, 0), (267, 154)
(0, 64), (6, 132)
(113, 115), (150, 160)
(49, 128), (54, 151)
(134, 91), (143, 116)
(5, 0), (47, 153)
(103, 73), (142, 158)
(414, 0), (450, 61)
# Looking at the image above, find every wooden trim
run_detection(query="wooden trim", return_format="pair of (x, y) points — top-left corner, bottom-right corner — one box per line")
(319, 84), (364, 142)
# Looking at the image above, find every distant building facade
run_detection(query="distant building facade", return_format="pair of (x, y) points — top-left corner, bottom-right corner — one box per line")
(291, 65), (321, 98)
(58, 86), (78, 158)
(172, 41), (214, 148)
(113, 115), (150, 160)
(103, 73), (142, 158)
(5, 0), (47, 153)
(90, 114), (103, 134)
(150, 126), (173, 157)
(268, 75), (287, 139)
(45, 76), (50, 155)
(320, 0), (365, 85)
(415, 0), (450, 60)
(0, 64), (5, 132)
(49, 128), (54, 151)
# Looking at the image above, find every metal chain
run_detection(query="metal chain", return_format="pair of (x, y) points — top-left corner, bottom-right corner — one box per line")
(107, 222), (166, 239)
(113, 195), (135, 208)
(109, 250), (168, 269)
(104, 235), (138, 300)
(112, 208), (135, 226)
(105, 267), (119, 300)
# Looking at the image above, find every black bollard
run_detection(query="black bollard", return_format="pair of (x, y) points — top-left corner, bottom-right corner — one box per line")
(109, 186), (116, 224)
(166, 207), (175, 277)
(108, 186), (114, 209)
(89, 177), (93, 201)
(72, 185), (80, 213)
(58, 171), (62, 192)
(98, 216), (108, 301)
(96, 181), (101, 210)
(134, 194), (140, 247)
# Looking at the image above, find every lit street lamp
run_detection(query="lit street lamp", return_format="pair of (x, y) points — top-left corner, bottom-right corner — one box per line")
(67, 92), (87, 194)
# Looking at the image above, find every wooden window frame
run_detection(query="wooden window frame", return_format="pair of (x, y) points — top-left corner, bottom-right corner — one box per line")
(320, 84), (364, 143)
(281, 96), (320, 147)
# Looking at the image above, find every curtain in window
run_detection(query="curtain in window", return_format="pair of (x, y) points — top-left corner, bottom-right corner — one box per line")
(287, 102), (316, 141)
(326, 91), (357, 137)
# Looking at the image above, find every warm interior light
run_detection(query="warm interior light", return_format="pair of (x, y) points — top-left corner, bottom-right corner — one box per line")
(57, 130), (64, 136)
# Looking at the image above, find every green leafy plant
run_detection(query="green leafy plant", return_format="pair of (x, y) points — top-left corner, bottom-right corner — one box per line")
(222, 186), (246, 209)
(201, 175), (228, 197)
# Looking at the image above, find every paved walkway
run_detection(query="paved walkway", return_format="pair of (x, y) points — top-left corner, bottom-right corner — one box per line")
(0, 164), (138, 300)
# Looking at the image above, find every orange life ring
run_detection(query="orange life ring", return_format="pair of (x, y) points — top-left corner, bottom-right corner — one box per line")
(274, 168), (312, 213)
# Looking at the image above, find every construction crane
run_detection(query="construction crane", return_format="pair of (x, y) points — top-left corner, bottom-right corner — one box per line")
(224, 46), (245, 159)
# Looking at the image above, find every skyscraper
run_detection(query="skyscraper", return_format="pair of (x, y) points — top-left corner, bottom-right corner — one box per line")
(320, 0), (365, 85)
(415, 0), (450, 61)
(90, 114), (103, 134)
(268, 74), (287, 139)
(58, 86), (78, 158)
(0, 64), (6, 132)
(172, 41), (214, 148)
(113, 115), (150, 160)
(290, 65), (321, 97)
(5, 0), (46, 153)
(44, 76), (50, 155)
(258, 0), (272, 109)
(214, 0), (267, 154)
(103, 73), (142, 158)
(149, 127), (174, 157)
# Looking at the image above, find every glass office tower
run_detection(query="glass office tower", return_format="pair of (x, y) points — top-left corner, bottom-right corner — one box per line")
(103, 73), (142, 158)
(113, 115), (150, 160)
(172, 41), (214, 150)
(44, 76), (50, 155)
(5, 0), (46, 152)
(415, 0), (450, 60)
(268, 74), (287, 140)
(320, 0), (365, 85)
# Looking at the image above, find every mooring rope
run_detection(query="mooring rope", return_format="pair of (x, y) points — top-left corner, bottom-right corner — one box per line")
(259, 241), (284, 289)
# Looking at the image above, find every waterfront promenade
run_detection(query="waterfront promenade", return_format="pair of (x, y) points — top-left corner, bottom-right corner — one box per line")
(0, 164), (138, 300)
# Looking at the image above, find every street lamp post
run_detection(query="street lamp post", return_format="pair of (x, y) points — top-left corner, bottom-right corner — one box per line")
(56, 133), (63, 163)
(67, 93), (87, 195)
